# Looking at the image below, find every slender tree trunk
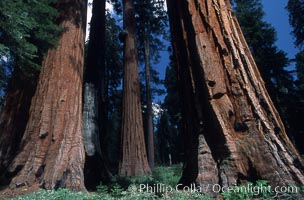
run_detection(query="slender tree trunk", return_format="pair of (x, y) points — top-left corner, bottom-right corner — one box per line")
(119, 0), (151, 176)
(82, 0), (111, 189)
(0, 68), (38, 184)
(7, 0), (87, 191)
(167, 0), (304, 193)
(144, 32), (155, 170)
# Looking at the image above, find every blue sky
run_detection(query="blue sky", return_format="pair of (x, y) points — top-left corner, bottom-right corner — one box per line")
(261, 0), (298, 58)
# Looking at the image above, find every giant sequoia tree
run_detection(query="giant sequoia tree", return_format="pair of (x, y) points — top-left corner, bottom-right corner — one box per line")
(0, 0), (59, 179)
(167, 0), (304, 192)
(6, 0), (87, 190)
(119, 0), (151, 176)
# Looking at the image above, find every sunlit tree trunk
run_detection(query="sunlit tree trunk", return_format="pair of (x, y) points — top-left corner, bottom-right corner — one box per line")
(7, 0), (87, 191)
(119, 0), (151, 176)
(167, 0), (304, 193)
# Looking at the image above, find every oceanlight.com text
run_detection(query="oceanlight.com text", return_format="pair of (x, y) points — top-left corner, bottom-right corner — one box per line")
(137, 183), (299, 195)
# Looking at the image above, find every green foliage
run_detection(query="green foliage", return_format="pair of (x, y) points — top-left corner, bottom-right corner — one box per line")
(107, 174), (156, 190)
(287, 0), (304, 154)
(152, 165), (182, 187)
(296, 51), (304, 88)
(163, 58), (182, 127)
(10, 165), (211, 199)
(222, 180), (274, 200)
(159, 55), (183, 165)
(161, 190), (210, 200)
(287, 0), (304, 48)
(0, 0), (60, 71)
(135, 0), (167, 109)
(8, 186), (211, 200)
(10, 188), (100, 200)
(233, 0), (292, 90)
(134, 0), (168, 62)
(0, 0), (61, 107)
(233, 0), (299, 151)
(103, 11), (123, 169)
(221, 180), (304, 200)
(11, 167), (303, 200)
(288, 50), (304, 153)
(105, 165), (182, 195)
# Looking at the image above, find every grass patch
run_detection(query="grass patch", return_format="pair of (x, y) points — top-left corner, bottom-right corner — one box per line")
(7, 165), (304, 199)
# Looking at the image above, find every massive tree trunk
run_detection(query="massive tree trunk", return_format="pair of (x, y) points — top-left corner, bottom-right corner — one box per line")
(0, 69), (37, 184)
(6, 0), (87, 191)
(82, 0), (111, 189)
(167, 0), (304, 193)
(144, 33), (155, 170)
(119, 0), (151, 176)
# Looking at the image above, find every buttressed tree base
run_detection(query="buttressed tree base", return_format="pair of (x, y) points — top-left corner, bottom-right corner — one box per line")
(7, 0), (87, 191)
(167, 0), (304, 194)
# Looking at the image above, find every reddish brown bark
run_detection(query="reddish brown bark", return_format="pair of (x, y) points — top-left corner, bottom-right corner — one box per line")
(167, 0), (304, 193)
(119, 0), (151, 176)
(7, 0), (87, 191)
(0, 69), (38, 183)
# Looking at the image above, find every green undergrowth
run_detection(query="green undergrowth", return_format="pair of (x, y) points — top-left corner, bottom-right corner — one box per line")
(8, 165), (304, 200)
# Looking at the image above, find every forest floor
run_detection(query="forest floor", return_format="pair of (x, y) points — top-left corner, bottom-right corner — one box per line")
(1, 164), (303, 199)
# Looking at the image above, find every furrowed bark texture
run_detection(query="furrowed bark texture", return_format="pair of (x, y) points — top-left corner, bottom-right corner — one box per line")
(167, 0), (304, 191)
(0, 69), (37, 183)
(83, 0), (111, 189)
(7, 0), (87, 190)
(119, 0), (151, 176)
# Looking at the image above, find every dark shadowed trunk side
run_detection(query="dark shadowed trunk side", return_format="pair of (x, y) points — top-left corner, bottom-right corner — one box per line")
(167, 0), (304, 194)
(144, 31), (155, 170)
(7, 0), (87, 191)
(0, 68), (38, 184)
(119, 0), (151, 176)
(167, 0), (215, 186)
(82, 0), (111, 189)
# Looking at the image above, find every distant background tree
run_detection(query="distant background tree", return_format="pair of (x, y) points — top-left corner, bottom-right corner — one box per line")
(134, 0), (167, 169)
(287, 0), (304, 154)
(109, 0), (167, 169)
(287, 0), (304, 48)
(119, 0), (151, 176)
(159, 55), (183, 165)
(103, 10), (123, 172)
